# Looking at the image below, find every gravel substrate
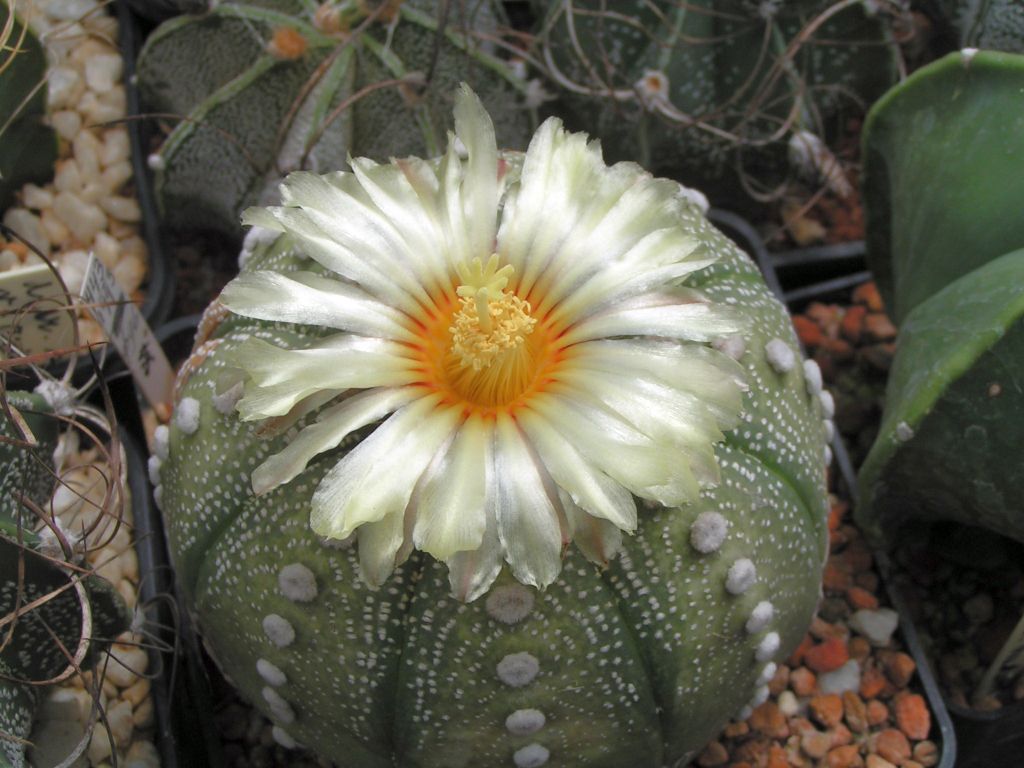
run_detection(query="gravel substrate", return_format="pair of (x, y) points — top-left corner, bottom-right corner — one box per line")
(2, 0), (148, 347)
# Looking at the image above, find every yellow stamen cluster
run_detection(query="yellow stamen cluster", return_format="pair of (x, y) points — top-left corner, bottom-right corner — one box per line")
(449, 290), (536, 372)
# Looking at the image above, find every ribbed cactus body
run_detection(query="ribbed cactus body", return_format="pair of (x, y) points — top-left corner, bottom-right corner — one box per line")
(137, 0), (530, 237)
(535, 0), (898, 198)
(157, 190), (830, 765)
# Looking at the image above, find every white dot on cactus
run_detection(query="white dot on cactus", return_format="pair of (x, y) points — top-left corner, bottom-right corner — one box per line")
(153, 484), (163, 510)
(513, 743), (550, 768)
(756, 662), (777, 686)
(147, 455), (162, 487)
(824, 444), (834, 466)
(895, 421), (914, 442)
(745, 600), (775, 634)
(146, 153), (166, 171)
(748, 684), (770, 710)
(271, 726), (296, 749)
(257, 658), (287, 687)
(153, 424), (170, 460)
(756, 631), (781, 662)
(675, 183), (710, 215)
(174, 397), (201, 435)
(803, 359), (823, 396)
(486, 584), (535, 625)
(764, 339), (795, 373)
(725, 558), (757, 595)
(278, 563), (318, 603)
(962, 47), (979, 63)
(211, 381), (244, 415)
(262, 686), (295, 724)
(819, 389), (835, 418)
(823, 419), (835, 442)
(496, 652), (540, 688)
(737, 705), (753, 722)
(689, 511), (729, 554)
(34, 379), (75, 414)
(262, 614), (296, 648)
(712, 335), (746, 361)
(505, 708), (546, 736)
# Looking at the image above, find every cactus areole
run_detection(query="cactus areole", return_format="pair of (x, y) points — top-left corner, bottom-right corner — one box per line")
(157, 87), (831, 767)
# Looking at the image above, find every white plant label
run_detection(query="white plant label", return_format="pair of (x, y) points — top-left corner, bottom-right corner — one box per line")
(0, 263), (76, 358)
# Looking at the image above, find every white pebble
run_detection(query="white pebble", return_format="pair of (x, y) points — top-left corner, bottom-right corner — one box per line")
(153, 424), (170, 460)
(513, 743), (550, 768)
(106, 699), (134, 747)
(113, 253), (146, 294)
(105, 644), (147, 688)
(102, 195), (142, 222)
(506, 709), (546, 735)
(174, 397), (201, 435)
(125, 739), (160, 768)
(101, 128), (131, 166)
(47, 65), (82, 109)
(278, 563), (318, 602)
(93, 230), (120, 269)
(745, 601), (775, 634)
(21, 183), (53, 210)
(765, 338), (796, 373)
(102, 160), (133, 192)
(41, 208), (71, 246)
(0, 249), (19, 270)
(54, 159), (84, 193)
(726, 558), (757, 595)
(818, 660), (862, 695)
(257, 658), (288, 687)
(804, 359), (823, 396)
(84, 52), (123, 94)
(262, 614), (295, 647)
(496, 652), (539, 687)
(51, 109), (83, 141)
(73, 130), (103, 180)
(848, 608), (899, 647)
(53, 191), (107, 243)
(262, 687), (295, 724)
(2, 207), (50, 257)
(777, 689), (799, 717)
(485, 584), (535, 625)
(756, 631), (780, 662)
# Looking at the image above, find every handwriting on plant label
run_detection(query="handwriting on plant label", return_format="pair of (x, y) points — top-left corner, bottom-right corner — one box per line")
(81, 254), (173, 411)
(0, 263), (76, 357)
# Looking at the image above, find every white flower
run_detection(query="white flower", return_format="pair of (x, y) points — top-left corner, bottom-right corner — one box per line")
(220, 85), (746, 601)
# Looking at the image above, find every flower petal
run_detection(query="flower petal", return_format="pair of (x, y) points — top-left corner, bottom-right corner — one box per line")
(357, 509), (407, 589)
(310, 395), (460, 540)
(412, 413), (489, 560)
(453, 83), (499, 262)
(230, 335), (418, 419)
(517, 406), (637, 532)
(221, 270), (416, 341)
(493, 414), (566, 590)
(252, 387), (417, 495)
(559, 489), (623, 568)
(446, 494), (503, 603)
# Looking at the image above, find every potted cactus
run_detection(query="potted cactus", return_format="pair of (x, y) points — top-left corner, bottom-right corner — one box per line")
(856, 49), (1024, 767)
(148, 85), (835, 766)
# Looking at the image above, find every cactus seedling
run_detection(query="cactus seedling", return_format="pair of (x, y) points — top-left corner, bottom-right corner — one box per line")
(136, 0), (532, 239)
(154, 87), (831, 766)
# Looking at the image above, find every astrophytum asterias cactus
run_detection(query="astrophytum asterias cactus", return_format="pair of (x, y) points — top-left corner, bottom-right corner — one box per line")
(136, 0), (531, 238)
(857, 50), (1024, 548)
(154, 87), (831, 767)
(533, 0), (900, 202)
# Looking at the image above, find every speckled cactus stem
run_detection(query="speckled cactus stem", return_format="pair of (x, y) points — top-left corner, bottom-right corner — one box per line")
(153, 88), (831, 767)
(136, 0), (532, 239)
(533, 0), (901, 205)
(857, 50), (1024, 552)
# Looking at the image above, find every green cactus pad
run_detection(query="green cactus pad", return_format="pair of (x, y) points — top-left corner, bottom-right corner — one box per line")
(856, 247), (1024, 547)
(861, 49), (1024, 324)
(1, 392), (58, 531)
(157, 193), (829, 765)
(0, 7), (57, 213)
(137, 1), (530, 238)
(0, 663), (35, 768)
(537, 0), (897, 200)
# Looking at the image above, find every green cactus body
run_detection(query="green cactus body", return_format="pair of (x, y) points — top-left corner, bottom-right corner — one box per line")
(155, 147), (830, 763)
(856, 248), (1024, 548)
(137, 0), (531, 237)
(536, 0), (898, 200)
(0, 7), (57, 214)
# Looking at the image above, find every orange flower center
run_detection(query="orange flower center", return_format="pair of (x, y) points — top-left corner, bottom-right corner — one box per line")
(409, 257), (563, 413)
